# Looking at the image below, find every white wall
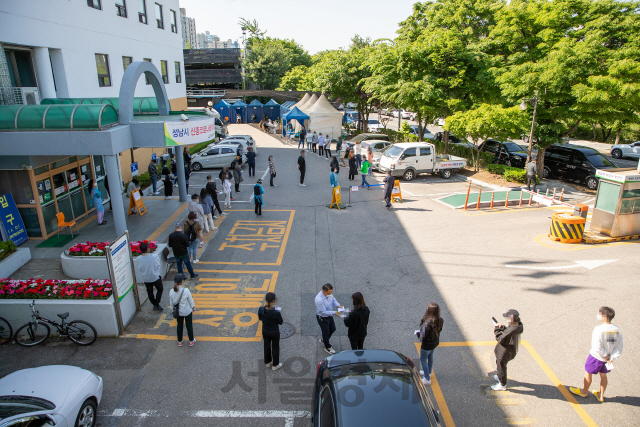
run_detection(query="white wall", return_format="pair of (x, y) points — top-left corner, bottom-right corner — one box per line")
(0, 0), (186, 101)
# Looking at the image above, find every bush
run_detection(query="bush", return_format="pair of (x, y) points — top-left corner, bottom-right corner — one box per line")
(0, 240), (17, 262)
(189, 139), (215, 155)
(487, 164), (508, 175)
(486, 164), (541, 184)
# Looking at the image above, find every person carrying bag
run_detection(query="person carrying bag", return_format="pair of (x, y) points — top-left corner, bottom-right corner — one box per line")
(169, 274), (196, 347)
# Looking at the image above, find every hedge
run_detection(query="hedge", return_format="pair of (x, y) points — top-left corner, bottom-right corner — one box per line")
(0, 240), (17, 262)
(487, 163), (540, 184)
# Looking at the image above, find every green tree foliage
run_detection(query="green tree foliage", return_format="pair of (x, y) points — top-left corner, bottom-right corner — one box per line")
(278, 65), (313, 91)
(243, 39), (291, 90)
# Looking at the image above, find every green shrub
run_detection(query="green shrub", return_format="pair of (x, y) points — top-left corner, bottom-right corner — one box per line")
(502, 167), (540, 184)
(189, 139), (214, 155)
(487, 164), (508, 175)
(0, 240), (17, 261)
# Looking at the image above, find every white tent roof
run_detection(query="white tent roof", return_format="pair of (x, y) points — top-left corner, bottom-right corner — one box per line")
(300, 93), (318, 112)
(308, 94), (343, 139)
(294, 93), (310, 109)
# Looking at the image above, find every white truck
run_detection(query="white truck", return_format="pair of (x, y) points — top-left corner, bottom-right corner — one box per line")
(378, 142), (467, 181)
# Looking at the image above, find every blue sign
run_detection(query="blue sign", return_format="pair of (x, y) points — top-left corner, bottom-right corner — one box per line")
(0, 193), (28, 245)
(130, 162), (139, 177)
(151, 153), (157, 162)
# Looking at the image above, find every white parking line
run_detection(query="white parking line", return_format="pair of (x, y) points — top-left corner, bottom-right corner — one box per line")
(103, 409), (312, 427)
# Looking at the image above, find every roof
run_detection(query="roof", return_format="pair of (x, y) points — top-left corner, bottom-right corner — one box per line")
(307, 94), (342, 116)
(300, 93), (318, 111)
(214, 99), (232, 108)
(391, 142), (432, 148)
(550, 144), (600, 154)
(326, 349), (407, 368)
(42, 97), (160, 115)
(232, 100), (248, 107)
(295, 93), (310, 108)
(264, 99), (280, 106)
(0, 104), (118, 131)
(282, 106), (309, 121)
(248, 99), (263, 106)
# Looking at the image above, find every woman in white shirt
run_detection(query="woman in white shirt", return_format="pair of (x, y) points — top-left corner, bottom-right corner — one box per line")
(169, 274), (197, 347)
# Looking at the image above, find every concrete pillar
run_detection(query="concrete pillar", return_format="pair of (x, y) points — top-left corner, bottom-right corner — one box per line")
(33, 47), (56, 100)
(48, 49), (69, 98)
(175, 148), (188, 202)
(104, 154), (127, 236)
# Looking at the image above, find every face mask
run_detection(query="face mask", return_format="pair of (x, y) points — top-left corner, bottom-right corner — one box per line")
(195, 219), (199, 222)
(597, 314), (603, 321)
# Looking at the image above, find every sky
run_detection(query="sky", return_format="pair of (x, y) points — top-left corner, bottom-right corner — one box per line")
(178, 0), (418, 54)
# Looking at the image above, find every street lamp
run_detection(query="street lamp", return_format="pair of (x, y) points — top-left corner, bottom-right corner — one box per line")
(520, 90), (539, 164)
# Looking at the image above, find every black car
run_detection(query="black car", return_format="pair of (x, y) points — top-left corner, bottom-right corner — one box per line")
(543, 145), (617, 190)
(479, 139), (528, 168)
(312, 349), (441, 427)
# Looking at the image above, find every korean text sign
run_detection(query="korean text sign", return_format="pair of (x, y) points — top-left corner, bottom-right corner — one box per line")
(164, 117), (216, 146)
(0, 193), (28, 245)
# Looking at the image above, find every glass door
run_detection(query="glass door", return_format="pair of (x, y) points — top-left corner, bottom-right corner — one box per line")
(81, 163), (93, 212)
(66, 167), (86, 220)
(52, 171), (73, 223)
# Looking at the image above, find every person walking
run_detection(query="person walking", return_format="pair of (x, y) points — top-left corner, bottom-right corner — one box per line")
(254, 179), (265, 217)
(137, 242), (163, 311)
(268, 155), (276, 187)
(148, 158), (160, 195)
(383, 170), (394, 208)
(258, 292), (283, 370)
(492, 309), (524, 391)
(205, 175), (226, 217)
(318, 133), (325, 157)
(325, 135), (332, 159)
(354, 141), (362, 169)
(188, 194), (207, 234)
(343, 292), (370, 350)
(330, 156), (340, 175)
(526, 157), (537, 192)
(312, 131), (318, 154)
(246, 146), (256, 177)
(183, 212), (203, 264)
(223, 172), (233, 208)
(88, 180), (106, 225)
(416, 303), (444, 385)
(168, 223), (198, 280)
(170, 155), (177, 187)
(315, 283), (342, 354)
(360, 157), (371, 188)
(348, 151), (358, 181)
(570, 306), (623, 402)
(169, 274), (196, 347)
(200, 188), (217, 232)
(298, 150), (307, 187)
(233, 159), (243, 193)
(336, 137), (344, 166)
(306, 130), (313, 151)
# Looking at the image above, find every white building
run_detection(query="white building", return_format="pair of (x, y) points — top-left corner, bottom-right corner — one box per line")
(196, 31), (239, 49)
(180, 8), (197, 49)
(0, 0), (187, 110)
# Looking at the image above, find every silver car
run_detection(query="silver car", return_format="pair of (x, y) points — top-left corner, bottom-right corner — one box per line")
(191, 144), (244, 171)
(611, 141), (640, 159)
(362, 140), (393, 170)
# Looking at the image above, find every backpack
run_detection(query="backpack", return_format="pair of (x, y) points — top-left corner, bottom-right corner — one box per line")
(187, 222), (197, 242)
(253, 185), (261, 196)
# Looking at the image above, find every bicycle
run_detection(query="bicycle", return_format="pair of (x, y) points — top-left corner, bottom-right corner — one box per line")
(0, 317), (12, 345)
(14, 300), (97, 347)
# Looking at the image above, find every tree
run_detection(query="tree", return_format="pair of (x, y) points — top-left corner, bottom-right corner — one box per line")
(243, 39), (291, 90)
(239, 18), (266, 40)
(278, 65), (313, 91)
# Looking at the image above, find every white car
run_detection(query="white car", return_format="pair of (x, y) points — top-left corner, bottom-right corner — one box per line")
(192, 144), (246, 171)
(212, 137), (256, 155)
(400, 110), (415, 121)
(0, 365), (103, 427)
(611, 141), (640, 159)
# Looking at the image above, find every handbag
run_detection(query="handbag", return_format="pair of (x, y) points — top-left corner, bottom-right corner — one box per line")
(172, 288), (185, 319)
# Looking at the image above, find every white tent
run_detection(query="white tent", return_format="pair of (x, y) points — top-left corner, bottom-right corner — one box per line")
(300, 93), (318, 112)
(307, 94), (343, 141)
(295, 93), (311, 109)
(293, 93), (317, 131)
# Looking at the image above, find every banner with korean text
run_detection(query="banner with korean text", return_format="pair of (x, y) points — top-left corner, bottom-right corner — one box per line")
(164, 117), (216, 146)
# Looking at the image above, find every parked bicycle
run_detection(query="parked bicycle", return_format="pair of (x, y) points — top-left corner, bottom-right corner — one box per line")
(14, 300), (97, 347)
(0, 317), (12, 345)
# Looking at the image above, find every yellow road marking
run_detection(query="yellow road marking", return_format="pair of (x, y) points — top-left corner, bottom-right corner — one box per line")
(146, 202), (188, 242)
(123, 333), (262, 342)
(505, 418), (538, 425)
(77, 215), (97, 230)
(534, 233), (640, 251)
(414, 343), (455, 427)
(460, 207), (546, 216)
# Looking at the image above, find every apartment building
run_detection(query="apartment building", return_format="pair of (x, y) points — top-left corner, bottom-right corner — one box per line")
(180, 8), (197, 49)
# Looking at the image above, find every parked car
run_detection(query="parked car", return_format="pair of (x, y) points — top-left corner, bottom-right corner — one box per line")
(343, 111), (359, 126)
(544, 145), (617, 190)
(398, 109), (416, 121)
(312, 349), (441, 427)
(348, 133), (390, 144)
(610, 141), (640, 159)
(346, 102), (358, 109)
(337, 104), (345, 111)
(191, 144), (246, 171)
(479, 139), (528, 168)
(362, 140), (392, 170)
(434, 132), (473, 148)
(379, 142), (467, 180)
(213, 136), (256, 154)
(409, 126), (436, 140)
(0, 365), (103, 427)
(366, 119), (382, 132)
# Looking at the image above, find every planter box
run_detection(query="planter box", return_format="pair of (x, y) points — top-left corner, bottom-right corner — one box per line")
(0, 296), (119, 337)
(0, 248), (31, 279)
(61, 244), (168, 281)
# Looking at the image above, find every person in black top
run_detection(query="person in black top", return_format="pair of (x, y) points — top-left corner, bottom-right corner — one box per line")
(383, 171), (395, 208)
(167, 223), (198, 280)
(348, 151), (358, 181)
(170, 155), (177, 187)
(246, 146), (256, 177)
(416, 302), (444, 385)
(297, 150), (306, 186)
(492, 309), (524, 391)
(257, 292), (284, 371)
(343, 292), (370, 350)
(205, 175), (225, 217)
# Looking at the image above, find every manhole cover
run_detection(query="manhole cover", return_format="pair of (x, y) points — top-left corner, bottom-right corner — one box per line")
(280, 322), (296, 339)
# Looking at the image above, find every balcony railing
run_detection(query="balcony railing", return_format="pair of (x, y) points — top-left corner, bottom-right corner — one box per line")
(186, 89), (227, 98)
(183, 48), (242, 65)
(185, 69), (243, 85)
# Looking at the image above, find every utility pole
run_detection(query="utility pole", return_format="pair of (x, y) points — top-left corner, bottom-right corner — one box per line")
(520, 90), (539, 164)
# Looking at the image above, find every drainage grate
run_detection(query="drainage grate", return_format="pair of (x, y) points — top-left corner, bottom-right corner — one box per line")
(279, 322), (296, 339)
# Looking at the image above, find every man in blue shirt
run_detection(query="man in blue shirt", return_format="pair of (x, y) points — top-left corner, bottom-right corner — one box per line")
(315, 283), (342, 354)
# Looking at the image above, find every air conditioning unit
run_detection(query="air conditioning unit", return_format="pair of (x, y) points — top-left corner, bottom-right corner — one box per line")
(13, 87), (40, 105)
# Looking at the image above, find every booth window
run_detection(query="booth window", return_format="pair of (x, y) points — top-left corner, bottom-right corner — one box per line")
(95, 54), (111, 87)
(155, 3), (163, 29)
(87, 0), (101, 10)
(144, 58), (152, 84)
(116, 0), (127, 17)
(595, 181), (620, 214)
(170, 10), (177, 33)
(175, 61), (181, 83)
(161, 60), (169, 84)
(51, 156), (77, 170)
(122, 56), (133, 71)
(138, 0), (147, 24)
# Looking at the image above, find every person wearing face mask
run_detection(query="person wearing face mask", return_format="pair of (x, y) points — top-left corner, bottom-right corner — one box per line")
(491, 309), (524, 391)
(87, 179), (106, 225)
(169, 274), (196, 347)
(257, 292), (283, 371)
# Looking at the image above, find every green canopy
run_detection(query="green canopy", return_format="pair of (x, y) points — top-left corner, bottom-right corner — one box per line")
(41, 97), (159, 114)
(0, 104), (119, 131)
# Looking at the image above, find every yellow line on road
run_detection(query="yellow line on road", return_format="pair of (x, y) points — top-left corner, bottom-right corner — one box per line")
(414, 343), (455, 427)
(146, 202), (188, 242)
(123, 333), (262, 342)
(439, 341), (496, 347)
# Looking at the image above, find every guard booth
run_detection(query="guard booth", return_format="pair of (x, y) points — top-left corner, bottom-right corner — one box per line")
(591, 168), (640, 237)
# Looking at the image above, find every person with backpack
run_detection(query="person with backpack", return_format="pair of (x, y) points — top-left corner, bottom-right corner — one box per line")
(343, 292), (370, 350)
(168, 223), (198, 280)
(258, 292), (283, 371)
(492, 309), (524, 391)
(416, 302), (444, 385)
(253, 179), (265, 217)
(169, 274), (196, 347)
(199, 188), (216, 232)
(360, 157), (371, 188)
(183, 212), (203, 264)
(188, 194), (208, 234)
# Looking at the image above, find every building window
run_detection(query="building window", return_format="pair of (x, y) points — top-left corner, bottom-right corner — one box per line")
(87, 0), (101, 9)
(138, 0), (147, 24)
(175, 61), (181, 83)
(116, 0), (127, 17)
(4, 49), (37, 87)
(95, 54), (111, 87)
(144, 58), (152, 84)
(155, 3), (163, 29)
(122, 56), (133, 71)
(161, 60), (168, 84)
(170, 9), (177, 33)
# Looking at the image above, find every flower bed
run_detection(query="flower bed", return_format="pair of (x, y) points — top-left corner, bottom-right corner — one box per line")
(68, 240), (158, 257)
(0, 240), (17, 261)
(0, 278), (112, 300)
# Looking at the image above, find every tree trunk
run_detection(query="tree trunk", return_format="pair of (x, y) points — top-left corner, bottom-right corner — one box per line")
(615, 128), (622, 145)
(443, 130), (450, 155)
(473, 141), (481, 172)
(592, 124), (598, 141)
(563, 119), (581, 138)
(604, 127), (612, 142)
(417, 112), (423, 142)
(536, 146), (548, 179)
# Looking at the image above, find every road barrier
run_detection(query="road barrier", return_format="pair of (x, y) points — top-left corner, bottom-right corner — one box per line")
(476, 188), (482, 210)
(464, 181), (472, 210)
(490, 191), (495, 209)
(549, 212), (586, 243)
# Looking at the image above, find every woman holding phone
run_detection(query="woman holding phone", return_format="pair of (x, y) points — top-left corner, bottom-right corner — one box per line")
(417, 302), (444, 385)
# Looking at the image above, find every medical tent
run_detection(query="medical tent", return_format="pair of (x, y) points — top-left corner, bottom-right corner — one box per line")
(232, 100), (248, 123)
(263, 99), (281, 121)
(295, 93), (310, 109)
(213, 99), (232, 122)
(300, 93), (318, 112)
(282, 106), (310, 131)
(307, 94), (343, 141)
(248, 99), (264, 122)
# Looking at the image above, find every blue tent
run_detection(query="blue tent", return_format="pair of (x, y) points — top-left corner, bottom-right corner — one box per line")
(263, 99), (281, 121)
(213, 99), (232, 122)
(282, 106), (309, 131)
(231, 100), (248, 123)
(247, 99), (263, 123)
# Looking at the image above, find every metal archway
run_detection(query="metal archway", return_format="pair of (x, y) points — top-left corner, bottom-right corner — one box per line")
(118, 61), (171, 125)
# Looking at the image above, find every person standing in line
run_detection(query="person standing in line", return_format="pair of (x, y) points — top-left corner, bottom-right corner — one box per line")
(526, 157), (537, 192)
(318, 133), (325, 157)
(492, 309), (524, 391)
(258, 292), (283, 370)
(205, 175), (226, 217)
(298, 129), (305, 149)
(570, 306), (623, 402)
(348, 151), (358, 181)
(354, 141), (362, 169)
(170, 155), (177, 187)
(315, 283), (343, 355)
(168, 223), (198, 280)
(148, 158), (160, 195)
(306, 129), (313, 151)
(343, 142), (351, 168)
(184, 161), (191, 194)
(343, 292), (370, 350)
(223, 172), (233, 208)
(183, 212), (203, 264)
(298, 150), (307, 187)
(188, 194), (208, 234)
(163, 169), (173, 200)
(200, 188), (217, 232)
(183, 147), (192, 170)
(233, 159), (243, 193)
(416, 303), (444, 385)
(219, 167), (234, 201)
(312, 131), (318, 154)
(268, 155), (276, 187)
(336, 137), (344, 167)
(367, 147), (374, 177)
(325, 135), (332, 159)
(254, 179), (265, 217)
(330, 156), (340, 175)
(88, 179), (107, 225)
(330, 167), (339, 189)
(246, 146), (256, 177)
(137, 242), (163, 311)
(169, 274), (196, 347)
(383, 170), (394, 208)
(360, 157), (371, 188)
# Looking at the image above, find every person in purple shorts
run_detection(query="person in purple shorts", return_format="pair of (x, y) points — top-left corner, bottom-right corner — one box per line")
(570, 306), (623, 402)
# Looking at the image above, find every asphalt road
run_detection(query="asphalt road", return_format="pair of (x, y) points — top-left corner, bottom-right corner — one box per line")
(1, 125), (638, 427)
